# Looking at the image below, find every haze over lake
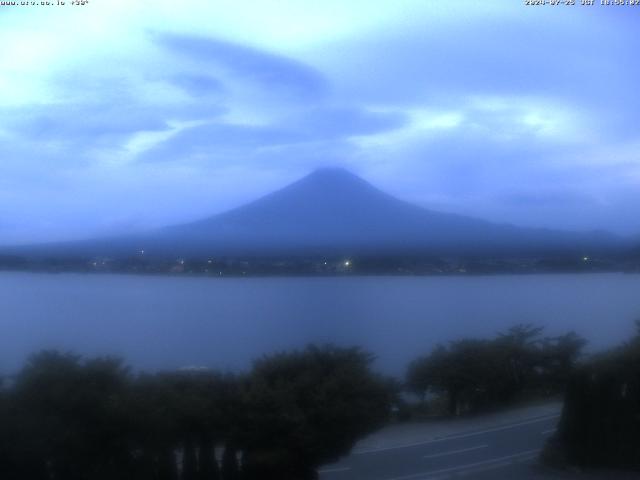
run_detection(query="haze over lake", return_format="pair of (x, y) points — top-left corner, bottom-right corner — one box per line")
(2, 272), (639, 376)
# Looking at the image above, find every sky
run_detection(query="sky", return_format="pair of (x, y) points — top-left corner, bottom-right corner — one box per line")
(0, 0), (639, 244)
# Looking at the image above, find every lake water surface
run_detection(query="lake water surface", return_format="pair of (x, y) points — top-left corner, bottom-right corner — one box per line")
(2, 272), (640, 376)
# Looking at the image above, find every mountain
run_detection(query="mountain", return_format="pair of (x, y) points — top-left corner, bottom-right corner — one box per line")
(6, 168), (628, 259)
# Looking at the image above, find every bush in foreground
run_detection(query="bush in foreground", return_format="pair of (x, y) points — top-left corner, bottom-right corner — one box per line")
(543, 322), (640, 471)
(406, 325), (586, 416)
(237, 346), (392, 479)
(0, 345), (392, 480)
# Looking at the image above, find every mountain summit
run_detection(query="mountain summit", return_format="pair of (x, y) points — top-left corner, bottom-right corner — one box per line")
(149, 168), (620, 257)
(9, 168), (625, 259)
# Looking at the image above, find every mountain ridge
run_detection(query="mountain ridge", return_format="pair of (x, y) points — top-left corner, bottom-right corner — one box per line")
(2, 168), (629, 259)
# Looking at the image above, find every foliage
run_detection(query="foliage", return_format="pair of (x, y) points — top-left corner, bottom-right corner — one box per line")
(0, 345), (392, 480)
(545, 321), (640, 471)
(406, 325), (586, 415)
(237, 345), (392, 479)
(7, 351), (132, 480)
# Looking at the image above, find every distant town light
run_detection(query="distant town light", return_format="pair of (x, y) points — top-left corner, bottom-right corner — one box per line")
(344, 260), (351, 267)
(583, 256), (590, 262)
(140, 249), (145, 255)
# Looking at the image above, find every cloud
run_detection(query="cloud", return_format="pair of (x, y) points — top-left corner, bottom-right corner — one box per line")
(153, 32), (329, 100)
(355, 120), (640, 234)
(138, 106), (406, 164)
(317, 7), (640, 140)
(296, 106), (406, 138)
(170, 74), (224, 97)
(501, 191), (592, 208)
(6, 103), (168, 143)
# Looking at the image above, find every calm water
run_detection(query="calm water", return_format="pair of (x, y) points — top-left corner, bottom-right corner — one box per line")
(1, 272), (639, 376)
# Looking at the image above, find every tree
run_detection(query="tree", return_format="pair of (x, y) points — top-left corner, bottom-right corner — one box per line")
(538, 331), (587, 394)
(221, 444), (240, 480)
(495, 324), (544, 394)
(10, 351), (133, 480)
(407, 325), (586, 416)
(545, 323), (640, 471)
(237, 345), (393, 480)
(128, 370), (237, 480)
(1, 345), (393, 480)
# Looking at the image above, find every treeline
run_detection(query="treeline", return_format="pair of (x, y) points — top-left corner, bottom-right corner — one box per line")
(3, 323), (631, 479)
(3, 253), (640, 276)
(406, 325), (586, 416)
(0, 346), (393, 480)
(543, 322), (640, 471)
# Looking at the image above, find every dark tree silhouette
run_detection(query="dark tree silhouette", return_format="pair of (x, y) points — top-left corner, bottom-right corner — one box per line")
(128, 370), (237, 480)
(0, 345), (393, 480)
(544, 322), (640, 471)
(8, 351), (133, 480)
(221, 444), (240, 480)
(407, 325), (586, 416)
(237, 345), (392, 480)
(537, 331), (587, 394)
(197, 437), (219, 480)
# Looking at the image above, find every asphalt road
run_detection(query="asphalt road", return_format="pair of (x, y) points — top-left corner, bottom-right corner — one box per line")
(318, 411), (561, 480)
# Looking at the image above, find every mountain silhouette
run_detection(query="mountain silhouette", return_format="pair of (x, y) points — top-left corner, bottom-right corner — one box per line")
(7, 168), (626, 258)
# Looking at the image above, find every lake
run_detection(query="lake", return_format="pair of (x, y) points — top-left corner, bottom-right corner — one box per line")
(1, 272), (639, 376)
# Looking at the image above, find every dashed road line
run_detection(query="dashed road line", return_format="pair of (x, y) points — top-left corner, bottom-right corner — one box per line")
(381, 449), (541, 480)
(423, 444), (488, 459)
(353, 413), (560, 455)
(318, 466), (351, 474)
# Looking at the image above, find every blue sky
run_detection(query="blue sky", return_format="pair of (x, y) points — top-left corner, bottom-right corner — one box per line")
(1, 0), (639, 244)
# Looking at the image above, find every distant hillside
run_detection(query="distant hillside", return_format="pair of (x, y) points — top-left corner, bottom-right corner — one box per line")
(4, 168), (630, 259)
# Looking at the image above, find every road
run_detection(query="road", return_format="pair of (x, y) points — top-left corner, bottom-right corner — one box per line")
(318, 408), (563, 480)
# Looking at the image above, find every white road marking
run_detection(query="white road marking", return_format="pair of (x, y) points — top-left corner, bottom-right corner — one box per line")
(353, 413), (560, 455)
(423, 444), (488, 459)
(318, 466), (351, 474)
(427, 450), (540, 480)
(541, 428), (556, 435)
(381, 449), (540, 480)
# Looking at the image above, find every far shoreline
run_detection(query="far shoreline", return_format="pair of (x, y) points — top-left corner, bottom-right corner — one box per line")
(1, 266), (639, 279)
